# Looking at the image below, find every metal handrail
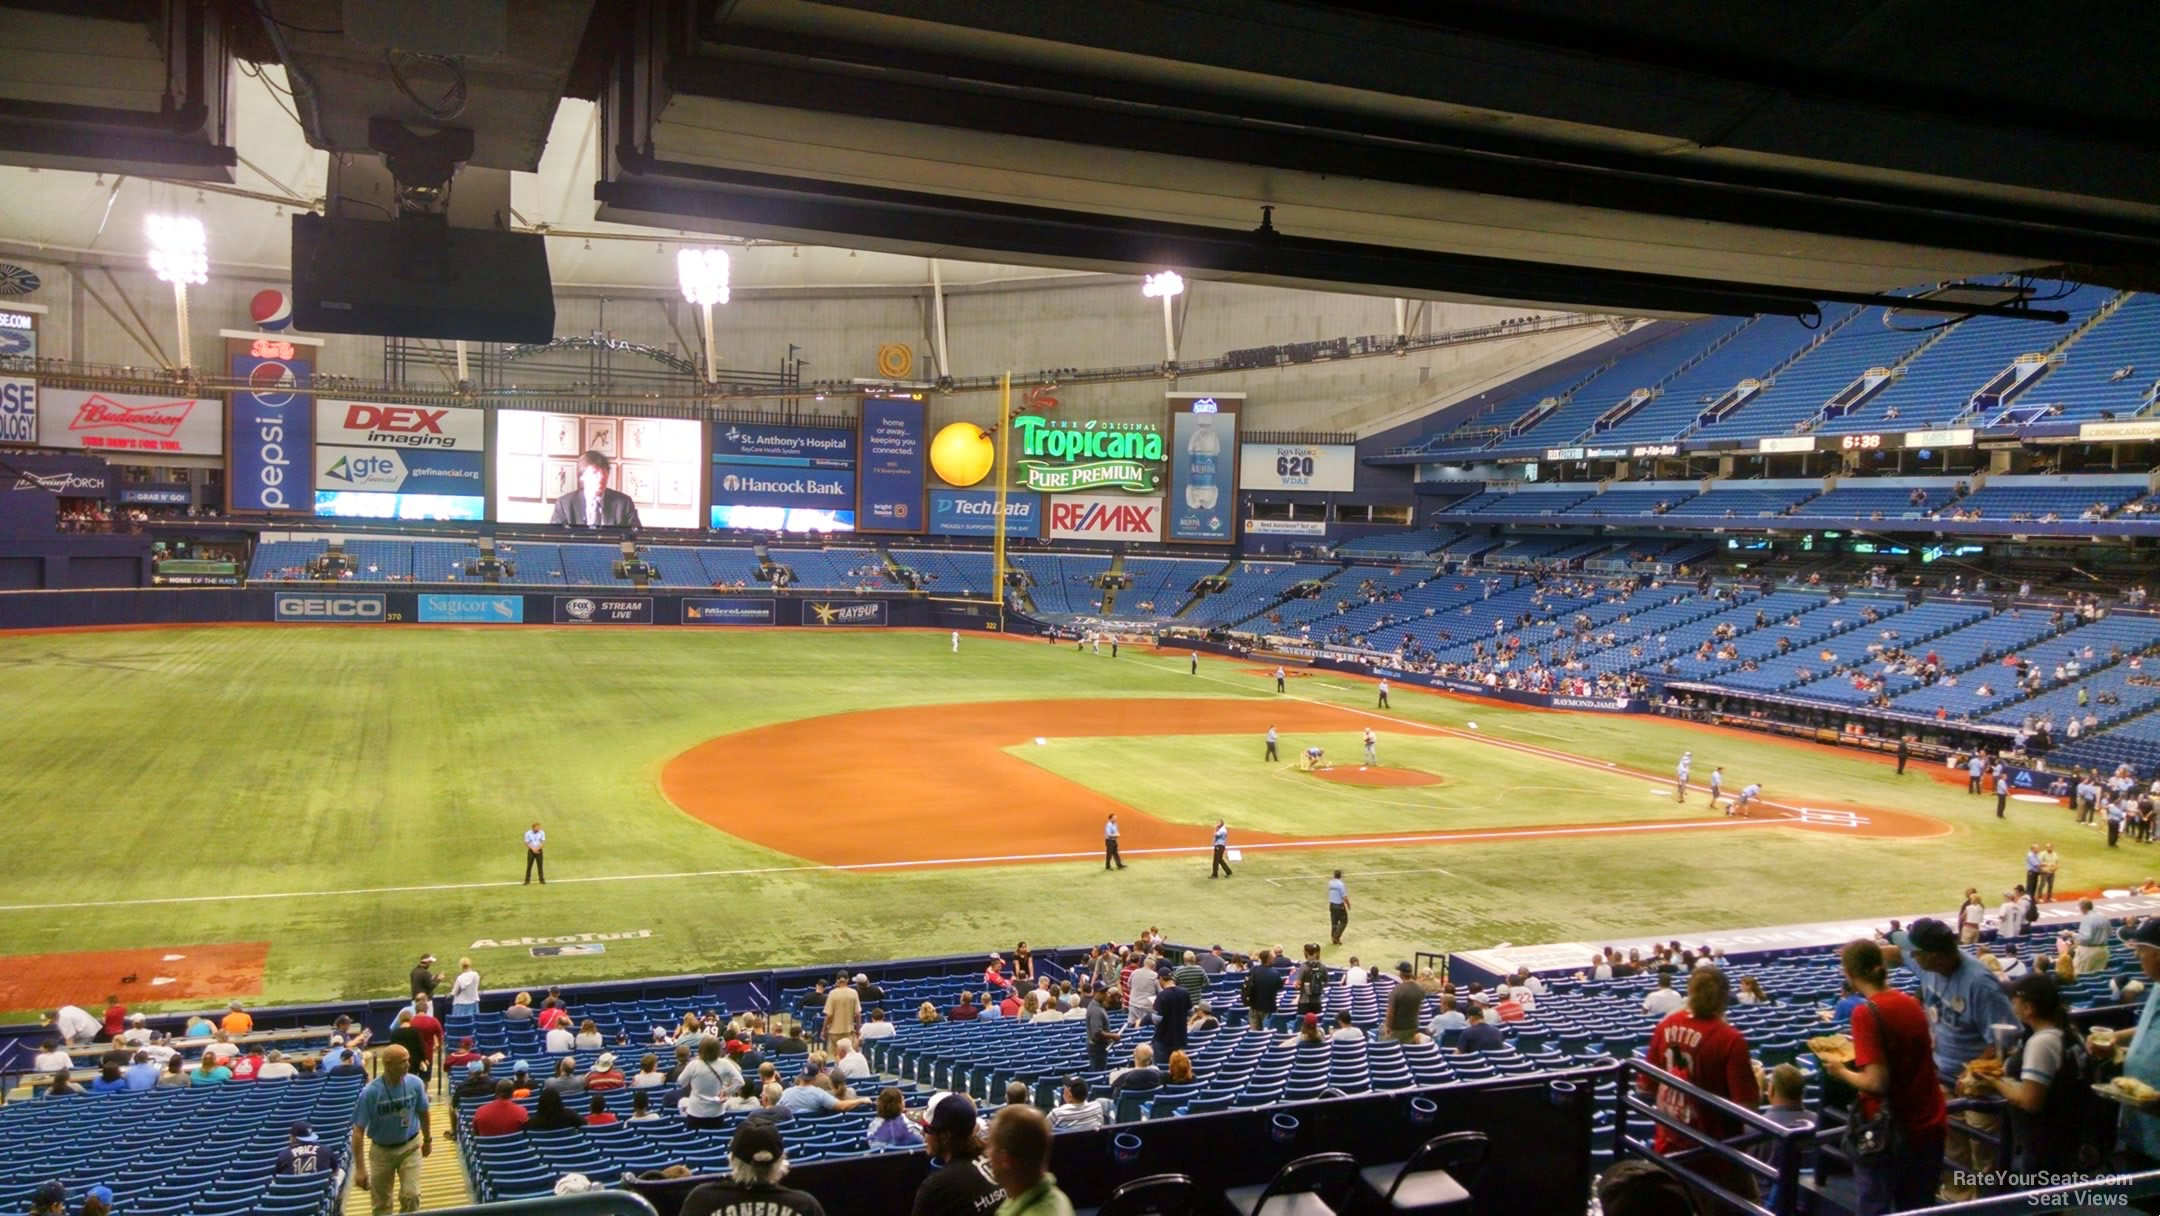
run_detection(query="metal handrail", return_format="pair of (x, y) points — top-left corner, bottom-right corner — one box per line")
(1615, 1057), (1818, 1216)
(419, 1195), (658, 1216)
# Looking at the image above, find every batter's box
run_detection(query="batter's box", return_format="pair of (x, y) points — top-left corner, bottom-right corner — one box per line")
(1795, 807), (1868, 829)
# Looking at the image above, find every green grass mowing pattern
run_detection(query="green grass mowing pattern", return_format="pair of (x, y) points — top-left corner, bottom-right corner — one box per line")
(0, 627), (2147, 1017)
(1007, 732), (1701, 834)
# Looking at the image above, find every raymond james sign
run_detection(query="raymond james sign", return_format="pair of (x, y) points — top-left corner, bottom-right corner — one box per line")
(1011, 415), (1164, 493)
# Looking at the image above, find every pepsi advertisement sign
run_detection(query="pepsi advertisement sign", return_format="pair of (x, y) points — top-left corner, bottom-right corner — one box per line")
(229, 352), (313, 512)
(929, 489), (1042, 538)
(857, 396), (926, 533)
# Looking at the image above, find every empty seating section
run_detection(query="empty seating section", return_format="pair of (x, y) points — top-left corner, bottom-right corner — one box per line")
(1821, 283), (2112, 434)
(1013, 553), (1113, 616)
(1112, 558), (1223, 619)
(496, 542), (564, 585)
(2024, 293), (2160, 421)
(1407, 366), (1593, 456)
(1500, 324), (1724, 449)
(903, 549), (999, 596)
(774, 548), (889, 589)
(1596, 317), (1813, 444)
(341, 538), (412, 580)
(1657, 487), (1817, 518)
(1472, 489), (1598, 517)
(0, 1073), (360, 1216)
(1182, 563), (1335, 627)
(1892, 613), (2160, 719)
(1713, 306), (1928, 437)
(1557, 490), (1695, 519)
(695, 547), (765, 587)
(559, 542), (626, 586)
(1334, 529), (1458, 559)
(249, 539), (326, 580)
(1710, 601), (1988, 694)
(1489, 536), (1614, 566)
(1790, 608), (2063, 704)
(1324, 574), (1515, 645)
(1435, 535), (1503, 561)
(412, 539), (480, 582)
(1391, 291), (2153, 455)
(1950, 481), (2142, 520)
(1791, 484), (1953, 518)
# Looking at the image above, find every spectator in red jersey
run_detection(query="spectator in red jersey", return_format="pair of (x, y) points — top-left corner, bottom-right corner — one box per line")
(229, 1045), (265, 1081)
(586, 1093), (618, 1126)
(444, 1037), (483, 1077)
(1641, 968), (1761, 1203)
(469, 1080), (530, 1137)
(409, 997), (445, 1073)
(100, 998), (127, 1042)
(984, 955), (1013, 992)
(1815, 939), (1947, 1215)
(537, 1001), (571, 1033)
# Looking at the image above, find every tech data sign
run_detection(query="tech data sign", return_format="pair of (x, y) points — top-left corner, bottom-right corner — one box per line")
(1048, 493), (1162, 542)
(1011, 416), (1164, 494)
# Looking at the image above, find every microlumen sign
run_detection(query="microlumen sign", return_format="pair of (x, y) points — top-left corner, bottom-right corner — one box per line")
(1011, 415), (1165, 493)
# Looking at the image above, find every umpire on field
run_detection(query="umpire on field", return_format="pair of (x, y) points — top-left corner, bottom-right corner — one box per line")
(1328, 871), (1351, 945)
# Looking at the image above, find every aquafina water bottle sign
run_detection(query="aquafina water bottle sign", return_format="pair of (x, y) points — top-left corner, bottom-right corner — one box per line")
(1185, 411), (1219, 510)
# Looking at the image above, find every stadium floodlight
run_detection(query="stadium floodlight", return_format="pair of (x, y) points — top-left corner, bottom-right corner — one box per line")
(676, 247), (730, 383)
(147, 214), (208, 371)
(147, 215), (208, 286)
(1143, 270), (1184, 365)
(1141, 270), (1183, 298)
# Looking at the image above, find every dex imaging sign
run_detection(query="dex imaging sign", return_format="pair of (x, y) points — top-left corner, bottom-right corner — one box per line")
(274, 593), (385, 622)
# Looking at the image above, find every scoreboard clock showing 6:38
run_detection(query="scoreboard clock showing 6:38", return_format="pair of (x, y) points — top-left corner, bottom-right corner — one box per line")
(1839, 433), (1885, 451)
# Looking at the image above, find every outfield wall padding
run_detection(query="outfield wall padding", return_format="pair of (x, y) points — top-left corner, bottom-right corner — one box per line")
(0, 587), (1020, 632)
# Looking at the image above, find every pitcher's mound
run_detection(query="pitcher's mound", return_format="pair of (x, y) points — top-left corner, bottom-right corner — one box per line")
(1311, 766), (1444, 788)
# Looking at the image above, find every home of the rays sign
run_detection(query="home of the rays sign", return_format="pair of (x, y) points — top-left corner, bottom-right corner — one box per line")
(1010, 415), (1165, 493)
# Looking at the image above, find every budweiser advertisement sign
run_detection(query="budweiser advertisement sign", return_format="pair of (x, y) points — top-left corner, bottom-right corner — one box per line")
(37, 389), (224, 456)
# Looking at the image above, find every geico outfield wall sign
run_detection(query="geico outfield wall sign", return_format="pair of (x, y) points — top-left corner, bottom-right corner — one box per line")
(1010, 415), (1163, 493)
(469, 930), (654, 950)
(274, 593), (386, 621)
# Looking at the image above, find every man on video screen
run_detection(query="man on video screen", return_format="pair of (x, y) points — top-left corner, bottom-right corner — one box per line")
(550, 450), (642, 529)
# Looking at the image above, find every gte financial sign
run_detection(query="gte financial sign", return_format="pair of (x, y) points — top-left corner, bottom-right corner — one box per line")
(1012, 415), (1163, 493)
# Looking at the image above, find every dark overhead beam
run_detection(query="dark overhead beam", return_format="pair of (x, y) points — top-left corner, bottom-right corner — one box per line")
(670, 52), (2160, 278)
(594, 168), (2068, 323)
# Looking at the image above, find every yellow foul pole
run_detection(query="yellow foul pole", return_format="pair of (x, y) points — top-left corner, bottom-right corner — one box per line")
(993, 371), (1012, 632)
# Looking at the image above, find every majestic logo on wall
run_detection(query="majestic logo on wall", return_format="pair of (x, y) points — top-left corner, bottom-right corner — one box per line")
(68, 394), (196, 438)
(1011, 416), (1164, 493)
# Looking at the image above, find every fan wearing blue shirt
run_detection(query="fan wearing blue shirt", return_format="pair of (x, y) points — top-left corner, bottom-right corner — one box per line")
(1888, 917), (2015, 1203)
(351, 1045), (431, 1215)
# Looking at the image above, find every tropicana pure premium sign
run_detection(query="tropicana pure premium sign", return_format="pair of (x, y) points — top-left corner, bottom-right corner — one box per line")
(1011, 415), (1165, 493)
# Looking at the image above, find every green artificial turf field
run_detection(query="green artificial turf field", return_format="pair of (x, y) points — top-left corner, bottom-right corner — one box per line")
(0, 626), (2144, 1018)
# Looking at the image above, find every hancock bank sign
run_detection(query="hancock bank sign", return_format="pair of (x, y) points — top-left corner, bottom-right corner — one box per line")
(1012, 415), (1164, 493)
(469, 929), (653, 949)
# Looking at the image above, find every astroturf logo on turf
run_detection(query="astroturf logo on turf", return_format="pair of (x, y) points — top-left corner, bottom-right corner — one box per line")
(468, 930), (653, 949)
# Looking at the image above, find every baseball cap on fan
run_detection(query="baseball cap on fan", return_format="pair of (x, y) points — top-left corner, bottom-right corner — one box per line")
(2124, 919), (2160, 950)
(732, 1119), (785, 1165)
(926, 1090), (979, 1136)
